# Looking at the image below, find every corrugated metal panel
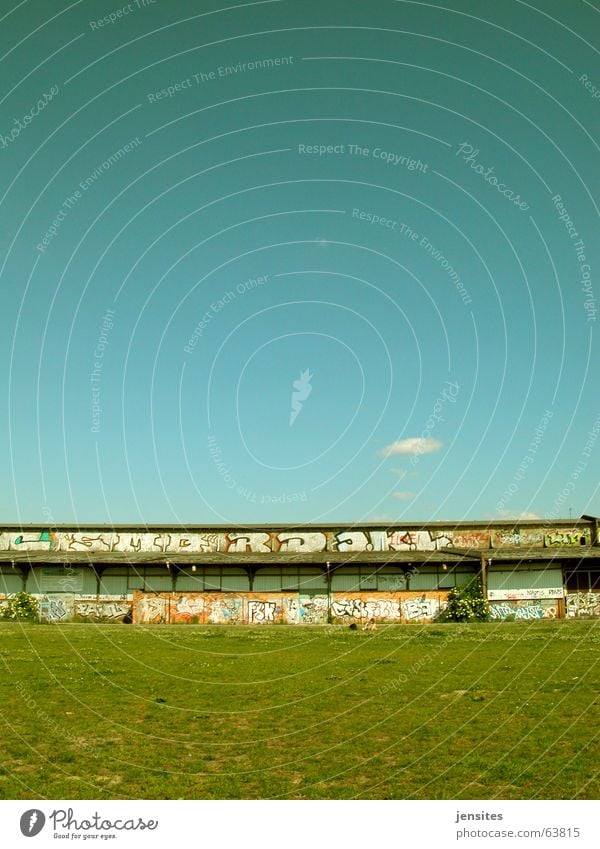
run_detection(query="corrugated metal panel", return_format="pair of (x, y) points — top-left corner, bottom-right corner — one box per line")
(409, 572), (439, 590)
(488, 569), (563, 590)
(221, 574), (250, 591)
(0, 572), (23, 593)
(27, 566), (85, 593)
(174, 574), (205, 591)
(299, 574), (327, 590)
(438, 572), (456, 589)
(81, 570), (98, 593)
(456, 572), (475, 586)
(254, 575), (283, 591)
(143, 573), (171, 591)
(331, 572), (361, 591)
(99, 573), (128, 595)
(359, 575), (377, 589)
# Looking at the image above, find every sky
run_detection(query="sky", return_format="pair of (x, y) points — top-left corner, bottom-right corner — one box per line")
(1, 0), (598, 525)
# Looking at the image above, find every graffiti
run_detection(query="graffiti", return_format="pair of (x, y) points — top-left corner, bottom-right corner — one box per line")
(175, 595), (204, 619)
(12, 530), (56, 551)
(514, 604), (544, 620)
(63, 533), (114, 551)
(368, 599), (401, 620)
(124, 591), (449, 624)
(492, 530), (521, 548)
(334, 531), (374, 552)
(225, 533), (271, 553)
(331, 598), (367, 619)
(299, 595), (329, 624)
(206, 597), (242, 624)
(402, 595), (439, 620)
(247, 600), (277, 623)
(387, 530), (450, 551)
(427, 530), (454, 549)
(0, 524), (593, 555)
(331, 596), (402, 622)
(387, 531), (419, 551)
(275, 532), (327, 552)
(39, 594), (73, 622)
(136, 596), (168, 624)
(566, 592), (600, 618)
(489, 600), (557, 620)
(56, 532), (221, 553)
(488, 587), (563, 601)
(378, 574), (408, 591)
(490, 529), (545, 548)
(74, 600), (131, 621)
(450, 531), (490, 549)
(545, 529), (590, 547)
(283, 597), (300, 623)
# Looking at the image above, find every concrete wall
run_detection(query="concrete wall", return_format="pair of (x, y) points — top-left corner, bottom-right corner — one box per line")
(0, 594), (132, 623)
(131, 591), (449, 625)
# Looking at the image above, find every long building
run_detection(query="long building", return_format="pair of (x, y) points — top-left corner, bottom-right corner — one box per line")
(0, 518), (598, 624)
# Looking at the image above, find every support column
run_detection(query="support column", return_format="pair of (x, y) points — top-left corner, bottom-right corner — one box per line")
(480, 555), (489, 601)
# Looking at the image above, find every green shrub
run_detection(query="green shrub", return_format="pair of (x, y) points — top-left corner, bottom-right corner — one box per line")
(441, 578), (489, 622)
(0, 591), (40, 621)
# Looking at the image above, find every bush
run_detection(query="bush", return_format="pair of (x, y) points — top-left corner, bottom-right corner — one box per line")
(442, 578), (489, 622)
(0, 591), (40, 621)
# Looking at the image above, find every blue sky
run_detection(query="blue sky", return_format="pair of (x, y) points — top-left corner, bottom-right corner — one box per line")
(1, 0), (598, 524)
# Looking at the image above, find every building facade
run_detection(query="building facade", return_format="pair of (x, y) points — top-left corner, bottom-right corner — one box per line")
(0, 519), (598, 624)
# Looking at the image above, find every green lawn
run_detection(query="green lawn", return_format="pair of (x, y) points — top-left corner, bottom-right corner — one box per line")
(0, 620), (599, 799)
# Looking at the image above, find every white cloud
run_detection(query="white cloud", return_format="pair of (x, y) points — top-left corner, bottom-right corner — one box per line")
(390, 468), (417, 478)
(392, 491), (415, 501)
(379, 437), (442, 457)
(496, 510), (540, 520)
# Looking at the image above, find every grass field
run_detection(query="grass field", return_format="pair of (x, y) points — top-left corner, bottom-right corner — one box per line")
(0, 620), (599, 800)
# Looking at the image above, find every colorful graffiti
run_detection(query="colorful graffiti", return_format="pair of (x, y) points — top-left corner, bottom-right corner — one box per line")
(130, 591), (448, 624)
(0, 524), (593, 554)
(566, 592), (600, 618)
(298, 595), (328, 624)
(545, 529), (590, 547)
(135, 595), (168, 624)
(489, 600), (558, 620)
(490, 529), (545, 548)
(39, 594), (74, 622)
